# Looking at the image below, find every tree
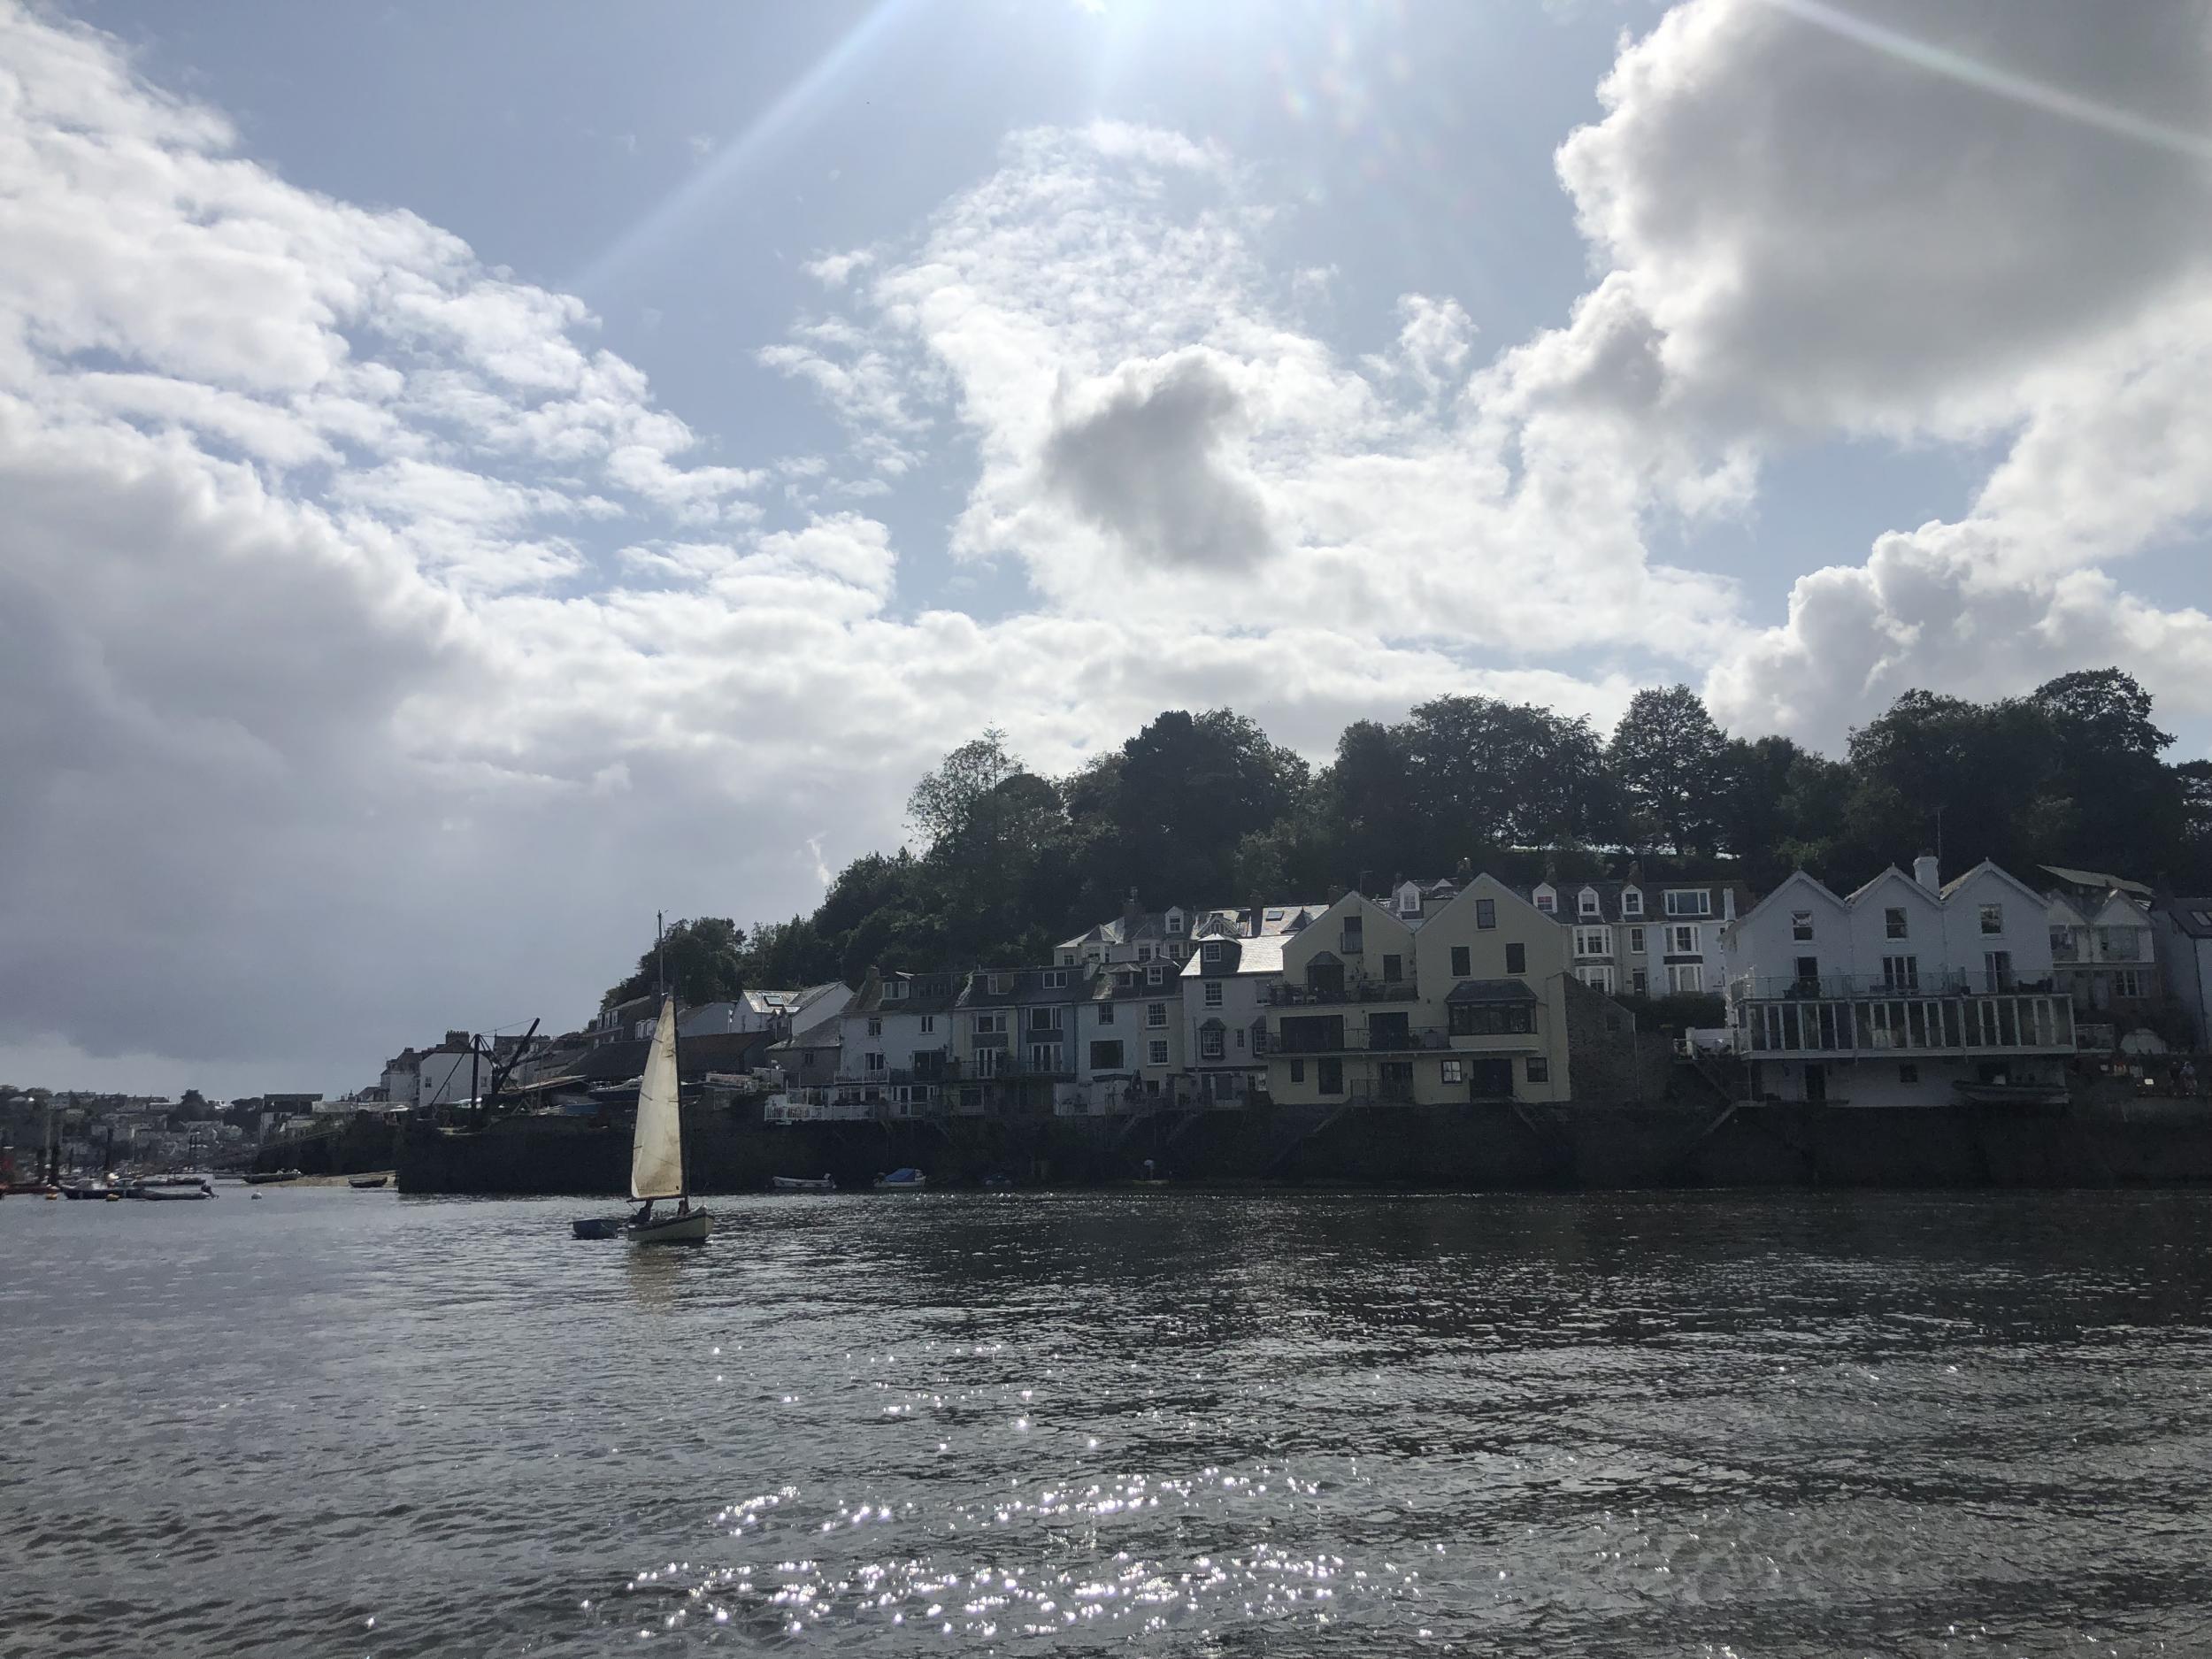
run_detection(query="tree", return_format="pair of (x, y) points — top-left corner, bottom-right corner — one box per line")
(1402, 695), (1607, 851)
(2030, 668), (2182, 879)
(1608, 686), (1726, 855)
(906, 729), (1022, 851)
(602, 917), (749, 1009)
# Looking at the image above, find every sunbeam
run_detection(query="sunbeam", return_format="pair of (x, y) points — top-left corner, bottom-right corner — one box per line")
(568, 0), (919, 298)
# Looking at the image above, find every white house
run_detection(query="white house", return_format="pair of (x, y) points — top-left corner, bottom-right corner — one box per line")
(1530, 876), (1747, 997)
(680, 985), (849, 1038)
(2040, 869), (2161, 1048)
(1721, 856), (2076, 1107)
(831, 970), (964, 1118)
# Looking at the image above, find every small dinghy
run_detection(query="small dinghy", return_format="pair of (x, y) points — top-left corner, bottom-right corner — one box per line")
(770, 1173), (835, 1192)
(872, 1167), (927, 1191)
(625, 992), (710, 1245)
(572, 1215), (626, 1240)
(349, 1175), (389, 1189)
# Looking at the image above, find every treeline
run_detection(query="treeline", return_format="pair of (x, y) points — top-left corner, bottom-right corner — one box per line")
(606, 669), (2212, 1006)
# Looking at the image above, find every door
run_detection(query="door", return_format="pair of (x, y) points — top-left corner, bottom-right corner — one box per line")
(1469, 1057), (1514, 1100)
(1804, 1063), (1828, 1105)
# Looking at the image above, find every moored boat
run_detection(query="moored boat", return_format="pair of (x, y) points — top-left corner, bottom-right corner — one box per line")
(349, 1175), (389, 1189)
(134, 1179), (214, 1201)
(770, 1173), (836, 1192)
(872, 1167), (927, 1191)
(625, 990), (710, 1246)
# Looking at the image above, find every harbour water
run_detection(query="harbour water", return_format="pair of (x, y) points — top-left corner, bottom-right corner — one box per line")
(7, 1188), (2212, 1656)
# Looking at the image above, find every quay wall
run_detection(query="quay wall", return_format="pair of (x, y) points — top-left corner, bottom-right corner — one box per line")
(396, 1100), (2212, 1194)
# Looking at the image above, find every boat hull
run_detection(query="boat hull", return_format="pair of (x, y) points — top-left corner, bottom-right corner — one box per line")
(136, 1185), (212, 1201)
(629, 1208), (711, 1244)
(349, 1177), (389, 1189)
(770, 1176), (834, 1191)
(572, 1216), (626, 1240)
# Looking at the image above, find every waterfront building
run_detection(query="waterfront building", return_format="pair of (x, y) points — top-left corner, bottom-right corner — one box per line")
(680, 984), (849, 1039)
(2151, 896), (2212, 1050)
(2039, 867), (2161, 1049)
(1721, 855), (2077, 1107)
(1180, 913), (1304, 1110)
(1527, 875), (1751, 997)
(1263, 876), (1581, 1109)
(828, 970), (964, 1118)
(952, 965), (1090, 1116)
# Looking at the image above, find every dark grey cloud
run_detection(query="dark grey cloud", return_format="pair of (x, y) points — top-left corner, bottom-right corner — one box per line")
(1041, 352), (1277, 572)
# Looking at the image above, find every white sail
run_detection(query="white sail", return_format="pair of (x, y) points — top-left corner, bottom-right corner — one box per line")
(630, 995), (685, 1201)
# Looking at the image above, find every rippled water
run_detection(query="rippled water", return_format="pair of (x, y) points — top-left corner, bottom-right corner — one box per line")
(8, 1188), (2212, 1655)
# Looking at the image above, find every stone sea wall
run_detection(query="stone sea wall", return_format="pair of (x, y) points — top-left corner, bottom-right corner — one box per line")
(395, 1099), (2212, 1194)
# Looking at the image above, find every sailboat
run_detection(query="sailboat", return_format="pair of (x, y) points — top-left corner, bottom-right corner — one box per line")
(626, 993), (710, 1245)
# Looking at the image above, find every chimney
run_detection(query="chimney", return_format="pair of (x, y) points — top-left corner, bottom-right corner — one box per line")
(1248, 893), (1263, 938)
(1123, 887), (1141, 933)
(1914, 854), (1939, 892)
(1325, 882), (1343, 908)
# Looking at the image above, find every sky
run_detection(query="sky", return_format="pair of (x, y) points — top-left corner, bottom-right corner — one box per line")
(3, 0), (2210, 1096)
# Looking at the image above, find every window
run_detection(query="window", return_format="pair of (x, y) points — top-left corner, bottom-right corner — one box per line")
(1665, 925), (1699, 956)
(1200, 1027), (1225, 1061)
(1534, 892), (1556, 914)
(1234, 1028), (1245, 1049)
(1885, 907), (1909, 940)
(1136, 946), (1152, 963)
(1166, 911), (1184, 934)
(1168, 941), (1187, 961)
(1090, 1041), (1124, 1071)
(974, 1012), (1005, 1036)
(1441, 1058), (1464, 1084)
(1448, 1002), (1536, 1036)
(1664, 889), (1712, 918)
(867, 1017), (882, 1038)
(1622, 890), (1643, 918)
(1668, 964), (1703, 994)
(1506, 941), (1526, 975)
(1881, 955), (1919, 990)
(886, 980), (907, 1000)
(864, 1051), (884, 1072)
(919, 1015), (935, 1033)
(1381, 953), (1403, 982)
(1317, 1058), (1343, 1094)
(1791, 910), (1814, 941)
(1475, 898), (1496, 930)
(1289, 1058), (1305, 1083)
(1204, 980), (1225, 1008)
(1147, 964), (1164, 986)
(1985, 950), (2014, 991)
(1525, 1056), (1549, 1084)
(1574, 965), (1615, 993)
(974, 1048), (1002, 1078)
(1030, 1007), (1061, 1032)
(1450, 945), (1471, 977)
(1251, 1023), (1268, 1056)
(1027, 1041), (1063, 1072)
(1899, 1064), (1919, 1085)
(1148, 1040), (1170, 1065)
(1203, 941), (1227, 965)
(1793, 956), (1820, 989)
(1628, 926), (1646, 954)
(1573, 926), (1609, 957)
(1979, 903), (2004, 935)
(1341, 916), (1363, 953)
(1043, 970), (1068, 989)
(1060, 952), (1076, 967)
(2116, 970), (2145, 998)
(1147, 1002), (1168, 1027)
(1578, 889), (1600, 918)
(1098, 1002), (1115, 1025)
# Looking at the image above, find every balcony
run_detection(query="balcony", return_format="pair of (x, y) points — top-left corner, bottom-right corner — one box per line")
(1730, 971), (2056, 1002)
(1267, 978), (1420, 1007)
(1733, 989), (2076, 1058)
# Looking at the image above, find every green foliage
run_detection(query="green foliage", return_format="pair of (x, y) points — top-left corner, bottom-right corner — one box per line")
(665, 670), (2211, 995)
(602, 916), (749, 1010)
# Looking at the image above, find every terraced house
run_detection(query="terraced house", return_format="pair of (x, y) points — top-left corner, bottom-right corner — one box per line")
(1721, 856), (2077, 1107)
(1528, 875), (1749, 998)
(1263, 877), (1579, 1109)
(954, 965), (1088, 1116)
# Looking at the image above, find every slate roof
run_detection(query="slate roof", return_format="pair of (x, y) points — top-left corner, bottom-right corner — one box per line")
(956, 966), (1094, 1010)
(1179, 934), (1291, 977)
(2042, 864), (2154, 898)
(1092, 963), (1187, 1002)
(2158, 899), (2212, 939)
(853, 972), (968, 1016)
(1517, 876), (1754, 925)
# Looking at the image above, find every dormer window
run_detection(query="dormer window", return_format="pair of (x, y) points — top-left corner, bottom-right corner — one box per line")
(1147, 964), (1164, 986)
(1534, 892), (1556, 914)
(886, 981), (907, 1000)
(1165, 910), (1184, 935)
(1137, 945), (1152, 962)
(1060, 951), (1075, 966)
(1203, 941), (1226, 965)
(1042, 970), (1068, 990)
(1578, 889), (1600, 918)
(989, 972), (1010, 995)
(1622, 889), (1643, 918)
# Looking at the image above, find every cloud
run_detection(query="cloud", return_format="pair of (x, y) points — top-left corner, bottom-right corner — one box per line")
(1041, 350), (1277, 571)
